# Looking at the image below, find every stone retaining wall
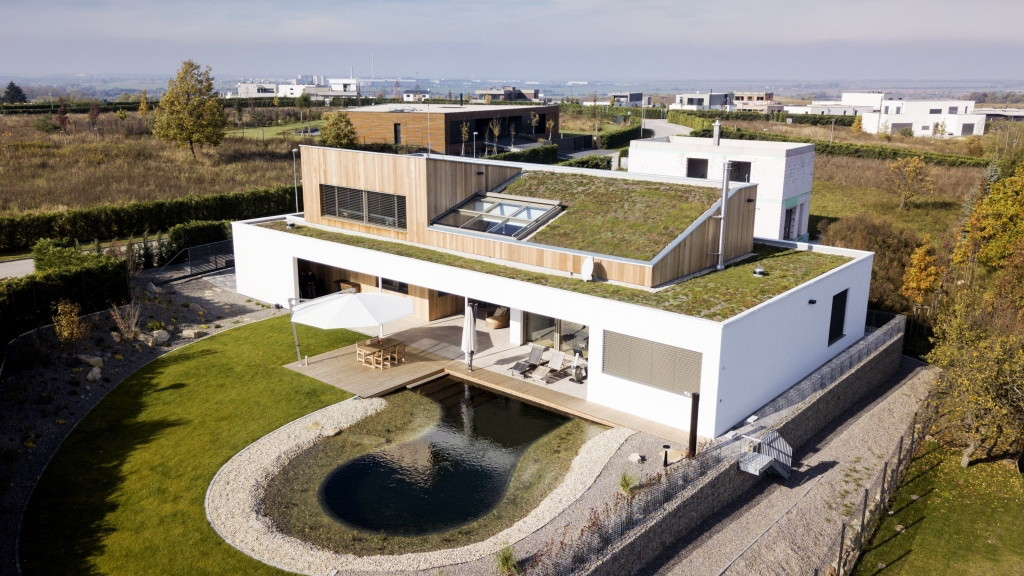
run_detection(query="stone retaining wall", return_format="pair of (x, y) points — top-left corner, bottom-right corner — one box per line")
(582, 322), (906, 576)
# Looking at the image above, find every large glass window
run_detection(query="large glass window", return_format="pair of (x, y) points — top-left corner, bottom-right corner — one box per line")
(433, 192), (561, 240)
(320, 185), (406, 230)
(523, 313), (589, 358)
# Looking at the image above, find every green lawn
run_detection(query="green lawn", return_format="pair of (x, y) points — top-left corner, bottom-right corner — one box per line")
(809, 180), (964, 242)
(20, 316), (358, 576)
(225, 120), (324, 140)
(853, 443), (1024, 576)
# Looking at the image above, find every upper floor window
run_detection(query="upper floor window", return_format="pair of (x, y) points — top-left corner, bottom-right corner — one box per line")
(320, 184), (407, 230)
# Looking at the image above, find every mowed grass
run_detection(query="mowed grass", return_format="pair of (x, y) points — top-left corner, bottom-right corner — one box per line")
(853, 443), (1024, 576)
(19, 316), (359, 576)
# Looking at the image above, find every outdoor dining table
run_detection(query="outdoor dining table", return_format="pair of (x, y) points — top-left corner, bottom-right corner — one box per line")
(356, 337), (403, 369)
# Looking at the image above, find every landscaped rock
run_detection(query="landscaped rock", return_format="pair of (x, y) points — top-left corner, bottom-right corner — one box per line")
(111, 331), (122, 343)
(193, 304), (207, 317)
(181, 329), (209, 339)
(86, 366), (102, 382)
(628, 452), (646, 463)
(151, 329), (171, 346)
(146, 281), (165, 294)
(77, 355), (104, 368)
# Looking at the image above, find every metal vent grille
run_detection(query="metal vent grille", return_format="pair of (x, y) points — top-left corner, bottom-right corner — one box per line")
(602, 331), (702, 395)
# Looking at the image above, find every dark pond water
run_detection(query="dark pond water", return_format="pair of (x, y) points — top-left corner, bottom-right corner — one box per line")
(319, 376), (569, 535)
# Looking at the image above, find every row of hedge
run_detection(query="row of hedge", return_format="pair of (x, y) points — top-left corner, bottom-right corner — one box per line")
(557, 155), (613, 170)
(598, 123), (643, 149)
(1, 255), (130, 347)
(667, 109), (857, 127)
(486, 145), (560, 164)
(0, 186), (295, 253)
(687, 125), (989, 168)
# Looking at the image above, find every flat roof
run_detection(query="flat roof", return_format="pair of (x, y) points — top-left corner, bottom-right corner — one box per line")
(501, 171), (720, 261)
(346, 103), (555, 114)
(259, 220), (852, 321)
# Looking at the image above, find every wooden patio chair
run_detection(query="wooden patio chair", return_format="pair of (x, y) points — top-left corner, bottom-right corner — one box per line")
(389, 341), (406, 365)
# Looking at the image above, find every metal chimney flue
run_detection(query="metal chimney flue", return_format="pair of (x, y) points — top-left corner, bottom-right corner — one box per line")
(717, 161), (732, 270)
(713, 119), (722, 146)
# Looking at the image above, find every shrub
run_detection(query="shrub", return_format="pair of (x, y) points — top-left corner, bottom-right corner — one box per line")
(0, 186), (293, 253)
(557, 155), (612, 170)
(486, 145), (559, 164)
(52, 299), (88, 352)
(167, 220), (230, 253)
(495, 544), (521, 576)
(32, 239), (88, 272)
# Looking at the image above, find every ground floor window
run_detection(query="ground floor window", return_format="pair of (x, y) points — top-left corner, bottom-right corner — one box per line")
(829, 289), (848, 345)
(523, 312), (588, 357)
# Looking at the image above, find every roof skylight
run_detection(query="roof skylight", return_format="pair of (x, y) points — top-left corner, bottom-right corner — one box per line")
(433, 193), (562, 240)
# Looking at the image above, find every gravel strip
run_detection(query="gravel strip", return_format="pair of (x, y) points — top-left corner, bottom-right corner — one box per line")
(206, 403), (633, 574)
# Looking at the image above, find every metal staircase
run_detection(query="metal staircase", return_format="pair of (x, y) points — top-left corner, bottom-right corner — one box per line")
(737, 429), (792, 480)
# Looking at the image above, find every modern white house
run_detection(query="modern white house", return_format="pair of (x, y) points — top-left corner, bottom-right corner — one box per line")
(861, 97), (985, 137)
(627, 125), (814, 241)
(669, 91), (733, 110)
(785, 92), (986, 137)
(232, 147), (871, 442)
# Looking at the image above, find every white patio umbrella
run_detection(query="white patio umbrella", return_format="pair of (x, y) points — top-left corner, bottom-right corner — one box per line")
(461, 302), (478, 370)
(290, 292), (414, 362)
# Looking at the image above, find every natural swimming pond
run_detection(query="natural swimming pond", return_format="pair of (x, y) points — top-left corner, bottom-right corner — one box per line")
(319, 375), (570, 535)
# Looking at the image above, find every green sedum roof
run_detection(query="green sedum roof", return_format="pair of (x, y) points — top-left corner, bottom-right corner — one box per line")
(262, 221), (851, 321)
(501, 172), (721, 260)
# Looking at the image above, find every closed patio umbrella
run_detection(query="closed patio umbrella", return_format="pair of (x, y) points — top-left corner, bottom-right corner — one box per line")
(290, 292), (414, 361)
(461, 302), (477, 370)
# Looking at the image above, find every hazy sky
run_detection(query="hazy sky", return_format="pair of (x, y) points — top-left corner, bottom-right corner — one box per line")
(3, 0), (1023, 81)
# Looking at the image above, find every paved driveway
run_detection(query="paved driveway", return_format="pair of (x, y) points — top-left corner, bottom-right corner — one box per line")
(0, 259), (34, 279)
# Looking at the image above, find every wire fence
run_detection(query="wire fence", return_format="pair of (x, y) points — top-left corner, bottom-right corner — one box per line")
(810, 403), (935, 576)
(523, 314), (908, 576)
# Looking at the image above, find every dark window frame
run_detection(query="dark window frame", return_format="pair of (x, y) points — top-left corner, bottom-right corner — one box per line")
(828, 289), (849, 345)
(320, 184), (407, 230)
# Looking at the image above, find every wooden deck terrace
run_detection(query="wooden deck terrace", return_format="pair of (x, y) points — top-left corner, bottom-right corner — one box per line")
(286, 343), (691, 446)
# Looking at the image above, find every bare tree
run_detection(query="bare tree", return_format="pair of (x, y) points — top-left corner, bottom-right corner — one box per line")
(489, 118), (502, 155)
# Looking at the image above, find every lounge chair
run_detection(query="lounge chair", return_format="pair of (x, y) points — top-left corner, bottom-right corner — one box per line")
(531, 350), (568, 383)
(510, 344), (545, 377)
(486, 306), (510, 329)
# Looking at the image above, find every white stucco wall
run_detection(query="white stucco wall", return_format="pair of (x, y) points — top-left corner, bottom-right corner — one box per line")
(628, 137), (814, 240)
(233, 220), (872, 440)
(712, 243), (873, 436)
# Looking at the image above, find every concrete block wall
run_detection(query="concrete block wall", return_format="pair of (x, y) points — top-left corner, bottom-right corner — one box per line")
(581, 326), (906, 576)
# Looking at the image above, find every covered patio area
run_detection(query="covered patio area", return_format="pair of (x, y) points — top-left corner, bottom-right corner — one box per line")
(285, 310), (691, 446)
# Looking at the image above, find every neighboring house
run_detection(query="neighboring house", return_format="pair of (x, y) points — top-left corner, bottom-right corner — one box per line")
(787, 92), (986, 137)
(403, 89), (430, 103)
(628, 123), (813, 241)
(344, 103), (560, 155)
(474, 86), (543, 103)
(235, 83), (278, 98)
(670, 91), (733, 110)
(733, 92), (784, 113)
(232, 147), (872, 441)
(601, 92), (646, 107)
(862, 97), (985, 137)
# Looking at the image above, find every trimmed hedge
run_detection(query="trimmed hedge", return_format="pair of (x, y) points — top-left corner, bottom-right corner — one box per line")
(0, 256), (129, 347)
(687, 126), (988, 168)
(0, 186), (295, 253)
(599, 123), (642, 149)
(486, 145), (559, 164)
(167, 220), (231, 253)
(557, 155), (613, 170)
(667, 109), (856, 127)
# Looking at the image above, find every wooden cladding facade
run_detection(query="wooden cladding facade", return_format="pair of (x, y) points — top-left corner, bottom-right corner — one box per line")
(650, 185), (758, 287)
(299, 146), (758, 289)
(346, 105), (560, 155)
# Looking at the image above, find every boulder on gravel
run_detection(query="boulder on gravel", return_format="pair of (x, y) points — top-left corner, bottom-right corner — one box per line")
(151, 329), (171, 346)
(146, 281), (165, 294)
(181, 329), (209, 339)
(86, 366), (102, 382)
(77, 354), (104, 368)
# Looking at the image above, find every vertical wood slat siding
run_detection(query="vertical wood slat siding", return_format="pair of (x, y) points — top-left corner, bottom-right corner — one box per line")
(301, 147), (755, 289)
(650, 185), (757, 286)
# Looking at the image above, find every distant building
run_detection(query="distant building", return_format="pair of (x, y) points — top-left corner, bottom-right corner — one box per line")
(474, 86), (543, 103)
(733, 92), (784, 113)
(670, 92), (733, 110)
(345, 103), (560, 155)
(403, 88), (430, 103)
(235, 83), (278, 98)
(786, 92), (986, 137)
(608, 92), (646, 107)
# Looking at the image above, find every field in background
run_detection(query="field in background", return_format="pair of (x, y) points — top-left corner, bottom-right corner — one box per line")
(225, 119), (324, 140)
(0, 113), (298, 214)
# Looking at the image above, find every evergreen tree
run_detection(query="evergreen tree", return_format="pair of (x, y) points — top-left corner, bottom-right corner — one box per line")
(319, 111), (358, 148)
(138, 89), (149, 116)
(152, 60), (228, 157)
(2, 81), (28, 104)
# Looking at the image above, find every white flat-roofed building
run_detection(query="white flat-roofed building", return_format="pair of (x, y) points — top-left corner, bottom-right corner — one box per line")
(232, 147), (873, 442)
(628, 128), (814, 242)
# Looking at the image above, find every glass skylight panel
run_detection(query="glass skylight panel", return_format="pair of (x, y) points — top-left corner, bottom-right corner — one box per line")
(432, 192), (561, 240)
